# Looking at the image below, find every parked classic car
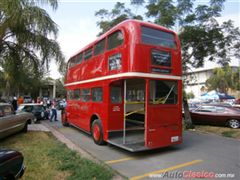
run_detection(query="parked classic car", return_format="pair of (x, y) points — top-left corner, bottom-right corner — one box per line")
(17, 103), (49, 122)
(0, 149), (25, 179)
(0, 103), (34, 139)
(190, 105), (240, 128)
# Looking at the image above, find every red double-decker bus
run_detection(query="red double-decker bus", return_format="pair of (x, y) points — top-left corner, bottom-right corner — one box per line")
(63, 20), (182, 151)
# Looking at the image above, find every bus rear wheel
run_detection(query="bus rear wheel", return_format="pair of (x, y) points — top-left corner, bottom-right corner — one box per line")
(91, 119), (105, 145)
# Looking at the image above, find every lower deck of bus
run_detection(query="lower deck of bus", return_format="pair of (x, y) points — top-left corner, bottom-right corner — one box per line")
(107, 78), (181, 151)
(66, 77), (182, 151)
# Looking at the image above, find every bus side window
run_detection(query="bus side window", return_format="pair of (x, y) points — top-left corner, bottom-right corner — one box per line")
(84, 48), (93, 60)
(74, 89), (81, 100)
(81, 89), (91, 102)
(75, 53), (83, 64)
(107, 30), (124, 50)
(110, 87), (122, 104)
(92, 87), (103, 102)
(94, 39), (105, 56)
(67, 90), (74, 100)
(69, 58), (76, 68)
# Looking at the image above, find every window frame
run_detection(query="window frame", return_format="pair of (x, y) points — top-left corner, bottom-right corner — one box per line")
(73, 89), (81, 100)
(75, 53), (83, 64)
(110, 86), (122, 104)
(92, 87), (103, 102)
(94, 38), (106, 56)
(81, 89), (91, 102)
(107, 30), (124, 50)
(67, 90), (74, 100)
(141, 26), (176, 49)
(84, 47), (93, 60)
(149, 80), (178, 105)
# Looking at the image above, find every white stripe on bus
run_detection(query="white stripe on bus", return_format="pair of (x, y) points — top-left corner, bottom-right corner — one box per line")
(64, 72), (182, 87)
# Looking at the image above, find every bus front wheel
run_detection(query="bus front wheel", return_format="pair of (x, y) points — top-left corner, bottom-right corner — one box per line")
(91, 119), (105, 145)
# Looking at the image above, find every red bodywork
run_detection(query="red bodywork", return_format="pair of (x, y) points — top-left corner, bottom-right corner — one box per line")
(64, 20), (182, 151)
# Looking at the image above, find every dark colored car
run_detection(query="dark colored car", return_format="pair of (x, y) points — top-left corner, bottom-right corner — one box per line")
(0, 103), (34, 139)
(17, 103), (49, 122)
(0, 149), (25, 179)
(190, 105), (240, 128)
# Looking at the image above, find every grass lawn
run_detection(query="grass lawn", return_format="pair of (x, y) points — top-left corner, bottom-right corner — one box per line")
(0, 132), (114, 180)
(193, 125), (240, 139)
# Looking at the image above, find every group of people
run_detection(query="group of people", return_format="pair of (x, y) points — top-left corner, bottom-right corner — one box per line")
(8, 95), (67, 122)
(36, 97), (66, 122)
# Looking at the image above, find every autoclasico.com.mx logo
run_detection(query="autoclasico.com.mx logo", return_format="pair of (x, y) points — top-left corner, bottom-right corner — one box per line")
(149, 171), (236, 179)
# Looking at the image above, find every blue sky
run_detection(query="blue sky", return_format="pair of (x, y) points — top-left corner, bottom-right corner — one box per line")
(46, 0), (240, 78)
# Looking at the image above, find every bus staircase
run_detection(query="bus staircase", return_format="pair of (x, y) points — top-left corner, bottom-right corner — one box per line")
(108, 102), (148, 152)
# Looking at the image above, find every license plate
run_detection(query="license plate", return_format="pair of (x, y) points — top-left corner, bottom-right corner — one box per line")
(171, 136), (179, 142)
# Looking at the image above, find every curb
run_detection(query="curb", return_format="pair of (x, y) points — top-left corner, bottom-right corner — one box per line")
(41, 121), (126, 180)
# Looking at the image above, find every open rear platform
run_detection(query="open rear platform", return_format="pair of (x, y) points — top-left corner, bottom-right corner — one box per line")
(107, 129), (148, 152)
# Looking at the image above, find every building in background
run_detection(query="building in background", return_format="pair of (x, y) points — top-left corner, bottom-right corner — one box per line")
(39, 79), (56, 99)
(184, 59), (240, 98)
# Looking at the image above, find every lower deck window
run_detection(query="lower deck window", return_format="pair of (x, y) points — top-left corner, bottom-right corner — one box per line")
(92, 88), (103, 102)
(67, 90), (74, 100)
(150, 80), (178, 104)
(110, 86), (122, 103)
(81, 89), (91, 102)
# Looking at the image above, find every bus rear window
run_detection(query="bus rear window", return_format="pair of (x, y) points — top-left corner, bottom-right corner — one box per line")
(141, 26), (176, 49)
(150, 80), (178, 104)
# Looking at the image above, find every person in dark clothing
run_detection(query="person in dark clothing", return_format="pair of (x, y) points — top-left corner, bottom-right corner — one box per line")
(12, 97), (18, 111)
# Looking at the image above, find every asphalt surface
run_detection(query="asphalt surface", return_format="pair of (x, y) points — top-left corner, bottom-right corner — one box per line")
(42, 115), (240, 180)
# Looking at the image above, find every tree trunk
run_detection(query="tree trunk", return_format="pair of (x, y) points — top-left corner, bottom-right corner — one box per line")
(183, 99), (195, 129)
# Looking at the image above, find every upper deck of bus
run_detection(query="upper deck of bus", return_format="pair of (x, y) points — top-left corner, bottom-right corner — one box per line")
(65, 20), (182, 86)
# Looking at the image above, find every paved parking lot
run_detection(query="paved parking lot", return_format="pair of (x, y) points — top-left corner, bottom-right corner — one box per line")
(42, 118), (239, 180)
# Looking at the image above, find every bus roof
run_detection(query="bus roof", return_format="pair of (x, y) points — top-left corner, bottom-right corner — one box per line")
(69, 19), (177, 60)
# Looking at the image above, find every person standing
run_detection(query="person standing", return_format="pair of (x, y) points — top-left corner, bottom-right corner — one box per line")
(50, 100), (57, 122)
(12, 97), (18, 111)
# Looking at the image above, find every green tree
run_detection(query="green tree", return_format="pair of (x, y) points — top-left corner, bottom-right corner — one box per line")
(95, 2), (143, 35)
(143, 0), (240, 71)
(55, 78), (66, 98)
(206, 65), (237, 93)
(96, 1), (240, 71)
(0, 0), (65, 97)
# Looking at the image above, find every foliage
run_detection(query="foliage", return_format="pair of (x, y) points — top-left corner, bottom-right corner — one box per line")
(55, 78), (66, 98)
(95, 2), (143, 35)
(206, 65), (239, 93)
(0, 0), (65, 97)
(96, 0), (240, 72)
(186, 91), (195, 99)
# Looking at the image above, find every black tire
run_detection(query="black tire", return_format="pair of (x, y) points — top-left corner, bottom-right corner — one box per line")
(91, 119), (105, 145)
(228, 119), (240, 129)
(22, 122), (28, 133)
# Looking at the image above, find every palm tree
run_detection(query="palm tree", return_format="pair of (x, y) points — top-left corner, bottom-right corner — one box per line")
(0, 0), (65, 97)
(206, 65), (235, 93)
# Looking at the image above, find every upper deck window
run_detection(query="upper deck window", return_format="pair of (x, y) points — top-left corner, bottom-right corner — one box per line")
(107, 30), (124, 50)
(68, 58), (75, 68)
(141, 26), (176, 49)
(75, 53), (83, 64)
(94, 39), (105, 56)
(84, 48), (93, 60)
